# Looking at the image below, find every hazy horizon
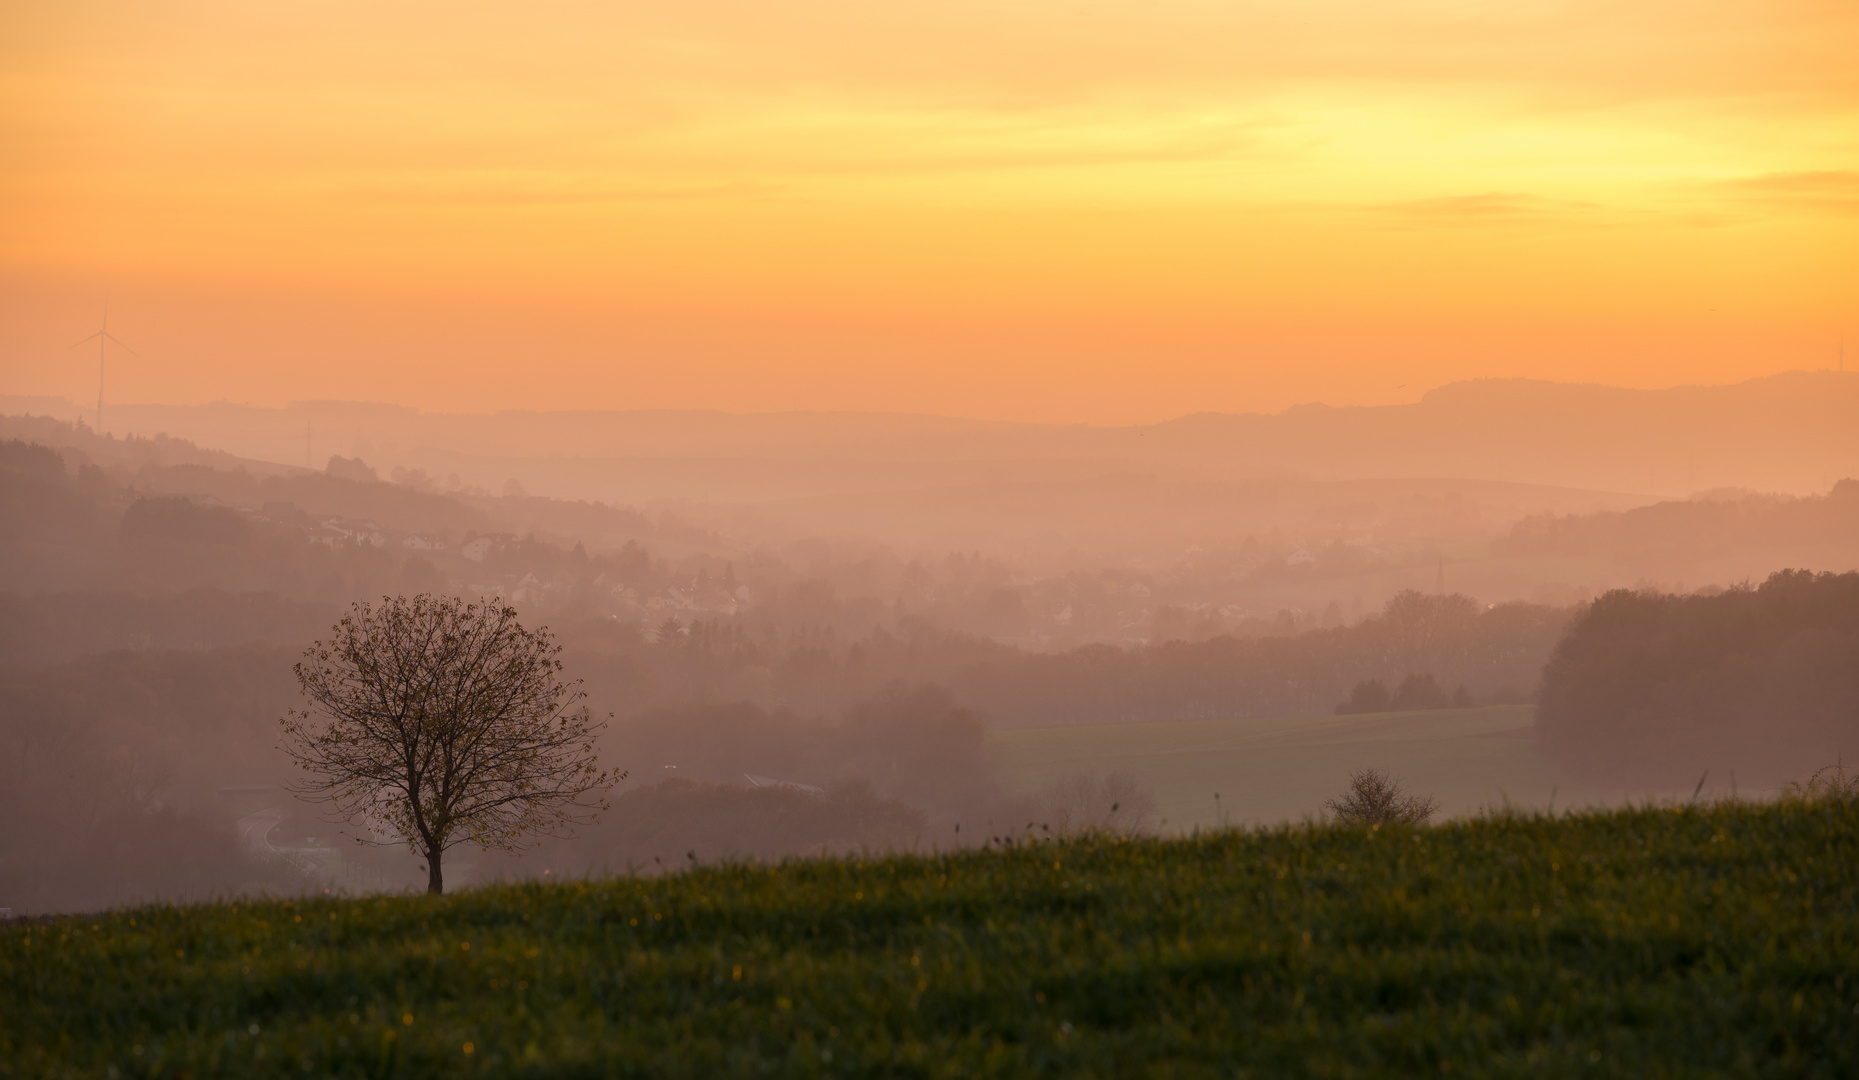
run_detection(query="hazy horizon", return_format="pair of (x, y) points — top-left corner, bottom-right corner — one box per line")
(7, 366), (1856, 427)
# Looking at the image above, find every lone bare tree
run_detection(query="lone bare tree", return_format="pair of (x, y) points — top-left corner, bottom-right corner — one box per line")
(280, 595), (617, 893)
(1324, 767), (1439, 826)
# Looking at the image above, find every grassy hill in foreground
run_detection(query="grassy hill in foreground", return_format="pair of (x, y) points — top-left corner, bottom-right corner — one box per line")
(5, 801), (1857, 1078)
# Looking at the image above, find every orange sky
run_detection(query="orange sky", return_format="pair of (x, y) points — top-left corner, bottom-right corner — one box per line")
(2, 0), (1855, 423)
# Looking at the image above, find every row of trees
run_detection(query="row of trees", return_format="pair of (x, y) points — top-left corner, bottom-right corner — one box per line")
(552, 590), (1568, 726)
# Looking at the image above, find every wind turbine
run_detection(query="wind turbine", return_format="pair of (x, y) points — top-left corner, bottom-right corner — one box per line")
(73, 302), (135, 432)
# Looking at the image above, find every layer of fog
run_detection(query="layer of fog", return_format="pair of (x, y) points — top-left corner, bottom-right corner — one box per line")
(3, 373), (1857, 915)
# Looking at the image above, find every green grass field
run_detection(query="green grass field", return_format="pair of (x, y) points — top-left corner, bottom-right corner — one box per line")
(986, 706), (1708, 831)
(6, 800), (1857, 1078)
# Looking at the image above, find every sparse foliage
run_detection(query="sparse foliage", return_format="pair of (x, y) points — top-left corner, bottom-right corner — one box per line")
(1784, 763), (1859, 803)
(1035, 770), (1157, 835)
(1324, 767), (1438, 826)
(280, 594), (617, 893)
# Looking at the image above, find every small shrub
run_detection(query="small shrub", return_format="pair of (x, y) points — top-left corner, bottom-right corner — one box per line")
(1034, 770), (1157, 835)
(1324, 767), (1438, 825)
(1783, 763), (1859, 803)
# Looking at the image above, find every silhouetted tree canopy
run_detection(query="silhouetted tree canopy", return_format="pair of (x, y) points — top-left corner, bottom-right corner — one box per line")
(281, 595), (616, 893)
(1334, 673), (1466, 714)
(1538, 570), (1859, 786)
(1323, 767), (1438, 826)
(324, 455), (379, 483)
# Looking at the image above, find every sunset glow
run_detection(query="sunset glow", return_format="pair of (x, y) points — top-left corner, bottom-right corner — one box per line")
(3, 0), (1855, 420)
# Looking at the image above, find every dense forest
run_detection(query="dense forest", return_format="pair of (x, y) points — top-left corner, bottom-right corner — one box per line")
(1538, 569), (1859, 787)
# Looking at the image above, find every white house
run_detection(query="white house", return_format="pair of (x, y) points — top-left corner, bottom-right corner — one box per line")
(511, 572), (545, 603)
(743, 774), (826, 797)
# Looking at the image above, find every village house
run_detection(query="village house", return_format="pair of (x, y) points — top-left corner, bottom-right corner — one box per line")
(459, 534), (516, 563)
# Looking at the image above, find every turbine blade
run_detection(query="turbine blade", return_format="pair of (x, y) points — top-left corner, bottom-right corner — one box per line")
(73, 332), (102, 347)
(102, 331), (137, 354)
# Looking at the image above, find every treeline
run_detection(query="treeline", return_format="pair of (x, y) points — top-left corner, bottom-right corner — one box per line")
(564, 590), (1570, 726)
(0, 433), (672, 609)
(0, 436), (430, 598)
(940, 591), (1562, 724)
(1538, 569), (1859, 787)
(0, 590), (337, 667)
(0, 431), (1007, 640)
(511, 685), (1017, 874)
(0, 646), (306, 912)
(1498, 480), (1859, 561)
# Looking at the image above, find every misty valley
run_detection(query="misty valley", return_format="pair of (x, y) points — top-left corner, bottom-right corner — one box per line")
(3, 394), (1857, 915)
(4, 391), (1859, 1076)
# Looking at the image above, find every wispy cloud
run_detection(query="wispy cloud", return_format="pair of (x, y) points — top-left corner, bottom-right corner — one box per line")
(1719, 171), (1859, 213)
(1366, 192), (1604, 227)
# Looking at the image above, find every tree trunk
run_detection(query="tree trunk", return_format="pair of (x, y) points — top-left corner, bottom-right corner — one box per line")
(427, 849), (444, 894)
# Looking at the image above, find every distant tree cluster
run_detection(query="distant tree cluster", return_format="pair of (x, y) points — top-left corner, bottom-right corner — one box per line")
(323, 455), (379, 483)
(541, 589), (1567, 729)
(602, 685), (1000, 829)
(882, 591), (1555, 726)
(1334, 673), (1473, 714)
(1538, 569), (1859, 787)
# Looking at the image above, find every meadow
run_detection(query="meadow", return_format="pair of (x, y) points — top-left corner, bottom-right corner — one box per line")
(985, 706), (1715, 831)
(5, 799), (1857, 1078)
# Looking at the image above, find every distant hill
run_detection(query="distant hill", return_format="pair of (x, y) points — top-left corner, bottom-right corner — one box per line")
(1142, 372), (1859, 496)
(9, 371), (1855, 505)
(1496, 480), (1859, 587)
